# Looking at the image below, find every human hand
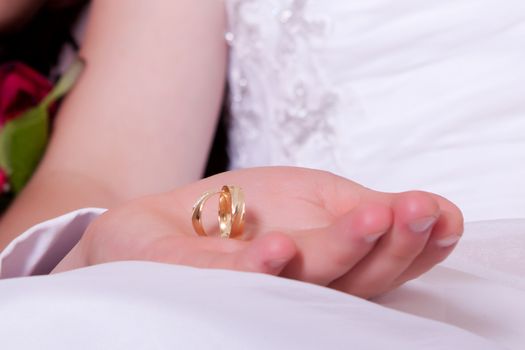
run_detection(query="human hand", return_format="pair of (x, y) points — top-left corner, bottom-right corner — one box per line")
(54, 167), (463, 299)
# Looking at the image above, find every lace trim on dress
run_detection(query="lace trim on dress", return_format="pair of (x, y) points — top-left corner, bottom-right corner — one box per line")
(226, 0), (340, 169)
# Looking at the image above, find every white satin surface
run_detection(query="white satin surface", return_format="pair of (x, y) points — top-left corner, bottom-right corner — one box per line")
(0, 208), (106, 278)
(0, 211), (523, 349)
(0, 262), (503, 350)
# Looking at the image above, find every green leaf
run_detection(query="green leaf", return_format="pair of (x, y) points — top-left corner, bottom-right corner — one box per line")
(42, 57), (85, 109)
(0, 106), (49, 193)
(0, 57), (85, 195)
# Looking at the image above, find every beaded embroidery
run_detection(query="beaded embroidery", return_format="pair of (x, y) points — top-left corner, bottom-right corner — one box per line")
(226, 0), (339, 168)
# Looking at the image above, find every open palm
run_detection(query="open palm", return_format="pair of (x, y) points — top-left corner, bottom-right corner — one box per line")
(56, 167), (463, 299)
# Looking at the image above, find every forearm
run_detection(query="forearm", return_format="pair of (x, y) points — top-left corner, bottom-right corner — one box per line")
(0, 0), (227, 249)
(44, 0), (228, 195)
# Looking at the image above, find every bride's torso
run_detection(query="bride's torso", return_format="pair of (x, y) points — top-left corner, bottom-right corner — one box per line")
(225, 0), (525, 221)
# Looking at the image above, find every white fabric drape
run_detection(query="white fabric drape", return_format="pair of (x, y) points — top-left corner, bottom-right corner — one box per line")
(1, 210), (523, 349)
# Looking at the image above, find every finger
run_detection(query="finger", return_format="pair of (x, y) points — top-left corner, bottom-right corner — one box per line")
(173, 233), (297, 276)
(393, 208), (464, 285)
(281, 202), (393, 285)
(234, 232), (298, 274)
(330, 191), (439, 298)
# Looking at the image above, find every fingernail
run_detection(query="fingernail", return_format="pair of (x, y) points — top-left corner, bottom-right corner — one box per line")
(365, 231), (387, 243)
(266, 258), (289, 270)
(436, 235), (461, 248)
(409, 216), (437, 233)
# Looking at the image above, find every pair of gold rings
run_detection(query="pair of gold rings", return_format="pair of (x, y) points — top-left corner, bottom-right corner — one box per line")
(191, 186), (245, 239)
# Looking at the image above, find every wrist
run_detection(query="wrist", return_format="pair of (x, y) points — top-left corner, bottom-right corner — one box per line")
(0, 168), (120, 250)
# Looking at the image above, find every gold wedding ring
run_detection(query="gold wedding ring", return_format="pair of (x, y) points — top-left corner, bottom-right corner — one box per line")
(191, 185), (245, 239)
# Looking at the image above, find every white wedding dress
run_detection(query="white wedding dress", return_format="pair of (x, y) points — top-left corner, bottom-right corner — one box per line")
(0, 1), (524, 349)
(226, 0), (525, 222)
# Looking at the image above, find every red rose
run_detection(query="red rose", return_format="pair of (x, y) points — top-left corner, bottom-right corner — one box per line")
(0, 62), (53, 127)
(0, 168), (7, 189)
(0, 168), (7, 192)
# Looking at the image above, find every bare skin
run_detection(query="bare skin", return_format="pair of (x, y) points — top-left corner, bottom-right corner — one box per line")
(54, 167), (463, 299)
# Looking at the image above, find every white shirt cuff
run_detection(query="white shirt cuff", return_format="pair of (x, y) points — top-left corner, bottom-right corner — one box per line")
(0, 208), (106, 279)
